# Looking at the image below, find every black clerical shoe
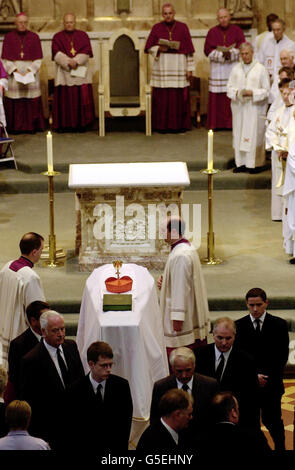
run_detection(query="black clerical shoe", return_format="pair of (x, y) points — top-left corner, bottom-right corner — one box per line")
(289, 257), (295, 264)
(233, 165), (247, 173)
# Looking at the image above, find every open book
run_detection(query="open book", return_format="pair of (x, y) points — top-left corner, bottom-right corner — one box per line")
(13, 71), (35, 85)
(217, 43), (236, 52)
(158, 38), (180, 50)
(70, 65), (87, 78)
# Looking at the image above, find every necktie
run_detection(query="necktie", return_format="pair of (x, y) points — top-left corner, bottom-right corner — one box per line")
(215, 353), (224, 382)
(96, 383), (103, 404)
(182, 383), (189, 392)
(255, 319), (261, 333)
(56, 347), (69, 387)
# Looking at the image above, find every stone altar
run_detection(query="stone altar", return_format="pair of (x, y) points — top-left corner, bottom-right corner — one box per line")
(68, 161), (190, 271)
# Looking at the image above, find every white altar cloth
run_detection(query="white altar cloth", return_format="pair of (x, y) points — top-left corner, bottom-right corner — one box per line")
(76, 263), (169, 420)
(68, 161), (190, 188)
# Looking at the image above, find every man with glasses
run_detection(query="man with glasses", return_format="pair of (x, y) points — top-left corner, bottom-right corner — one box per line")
(65, 341), (133, 453)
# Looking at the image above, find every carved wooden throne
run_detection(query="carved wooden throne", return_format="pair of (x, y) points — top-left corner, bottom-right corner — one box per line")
(98, 28), (151, 136)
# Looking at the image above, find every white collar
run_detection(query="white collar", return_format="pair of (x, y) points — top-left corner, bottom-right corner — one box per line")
(160, 418), (179, 444)
(250, 311), (266, 324)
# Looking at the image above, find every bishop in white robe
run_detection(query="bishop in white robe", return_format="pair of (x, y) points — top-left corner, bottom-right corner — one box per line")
(227, 43), (270, 172)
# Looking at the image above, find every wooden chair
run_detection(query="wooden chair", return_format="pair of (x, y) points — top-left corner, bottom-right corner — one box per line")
(190, 76), (201, 128)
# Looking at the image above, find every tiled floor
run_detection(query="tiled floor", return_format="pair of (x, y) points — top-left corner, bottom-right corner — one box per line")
(261, 380), (295, 450)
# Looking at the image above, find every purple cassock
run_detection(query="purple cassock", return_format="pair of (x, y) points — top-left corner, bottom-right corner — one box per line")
(145, 20), (195, 132)
(1, 29), (44, 133)
(52, 29), (95, 131)
(204, 24), (245, 130)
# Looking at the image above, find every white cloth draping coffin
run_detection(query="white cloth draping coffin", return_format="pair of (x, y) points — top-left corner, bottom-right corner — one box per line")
(77, 263), (169, 420)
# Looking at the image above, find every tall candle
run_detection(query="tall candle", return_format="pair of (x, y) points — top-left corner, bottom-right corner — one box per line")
(207, 129), (214, 170)
(47, 131), (53, 173)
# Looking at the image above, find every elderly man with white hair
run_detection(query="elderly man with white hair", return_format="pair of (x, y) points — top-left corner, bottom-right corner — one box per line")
(269, 49), (295, 104)
(19, 310), (84, 449)
(227, 42), (270, 173)
(257, 18), (295, 103)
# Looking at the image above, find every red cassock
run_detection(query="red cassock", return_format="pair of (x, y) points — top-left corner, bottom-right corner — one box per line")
(204, 24), (245, 130)
(145, 21), (195, 132)
(1, 29), (44, 133)
(52, 29), (95, 131)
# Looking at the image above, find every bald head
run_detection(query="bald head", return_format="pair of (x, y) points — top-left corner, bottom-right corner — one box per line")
(15, 13), (28, 32)
(280, 49), (295, 68)
(63, 13), (76, 31)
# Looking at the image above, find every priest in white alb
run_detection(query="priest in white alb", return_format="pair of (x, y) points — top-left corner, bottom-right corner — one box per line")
(158, 217), (210, 361)
(266, 78), (295, 221)
(283, 139), (295, 264)
(227, 42), (270, 173)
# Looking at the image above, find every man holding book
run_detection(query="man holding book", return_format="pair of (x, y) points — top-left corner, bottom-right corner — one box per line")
(52, 12), (95, 132)
(144, 3), (195, 133)
(204, 8), (245, 130)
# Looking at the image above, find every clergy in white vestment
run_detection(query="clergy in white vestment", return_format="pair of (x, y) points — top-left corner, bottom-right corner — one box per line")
(282, 139), (295, 263)
(269, 50), (295, 105)
(267, 66), (294, 123)
(257, 19), (295, 103)
(253, 13), (278, 56)
(0, 232), (45, 368)
(158, 217), (210, 356)
(266, 79), (295, 221)
(227, 42), (270, 173)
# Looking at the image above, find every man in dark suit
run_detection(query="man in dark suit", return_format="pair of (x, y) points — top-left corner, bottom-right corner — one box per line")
(195, 317), (260, 429)
(137, 388), (193, 454)
(150, 347), (219, 446)
(8, 300), (50, 399)
(65, 341), (133, 454)
(198, 391), (271, 455)
(235, 287), (289, 452)
(19, 310), (84, 449)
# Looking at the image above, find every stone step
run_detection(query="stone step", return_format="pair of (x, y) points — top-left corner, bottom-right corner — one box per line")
(0, 166), (271, 193)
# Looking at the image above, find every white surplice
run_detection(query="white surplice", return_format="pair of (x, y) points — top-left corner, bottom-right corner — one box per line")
(266, 104), (295, 220)
(227, 60), (270, 168)
(0, 262), (45, 368)
(283, 141), (295, 256)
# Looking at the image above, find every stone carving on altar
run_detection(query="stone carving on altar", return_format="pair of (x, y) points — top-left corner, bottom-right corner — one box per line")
(224, 0), (254, 28)
(0, 0), (21, 32)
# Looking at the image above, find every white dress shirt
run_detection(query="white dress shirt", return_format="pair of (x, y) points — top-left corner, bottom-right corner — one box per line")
(43, 340), (68, 387)
(89, 373), (106, 400)
(161, 418), (179, 445)
(250, 311), (266, 329)
(176, 376), (193, 395)
(214, 345), (233, 380)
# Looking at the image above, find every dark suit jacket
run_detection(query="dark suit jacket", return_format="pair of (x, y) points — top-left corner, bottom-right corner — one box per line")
(20, 338), (84, 448)
(8, 327), (39, 397)
(137, 421), (179, 454)
(235, 313), (289, 395)
(150, 372), (219, 443)
(0, 402), (7, 438)
(198, 422), (271, 455)
(65, 373), (133, 453)
(195, 343), (260, 428)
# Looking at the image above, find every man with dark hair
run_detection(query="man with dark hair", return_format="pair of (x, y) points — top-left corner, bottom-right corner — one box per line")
(150, 346), (219, 447)
(235, 288), (289, 452)
(8, 300), (50, 399)
(137, 389), (193, 453)
(195, 317), (260, 429)
(158, 217), (210, 358)
(65, 341), (133, 453)
(0, 232), (45, 368)
(0, 400), (50, 450)
(254, 13), (279, 54)
(198, 391), (271, 455)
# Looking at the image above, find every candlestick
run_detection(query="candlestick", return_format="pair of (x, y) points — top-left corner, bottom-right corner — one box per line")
(47, 131), (53, 173)
(207, 129), (214, 170)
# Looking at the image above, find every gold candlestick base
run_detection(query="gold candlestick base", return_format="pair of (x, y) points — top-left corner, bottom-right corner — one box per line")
(200, 167), (223, 265)
(41, 171), (66, 268)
